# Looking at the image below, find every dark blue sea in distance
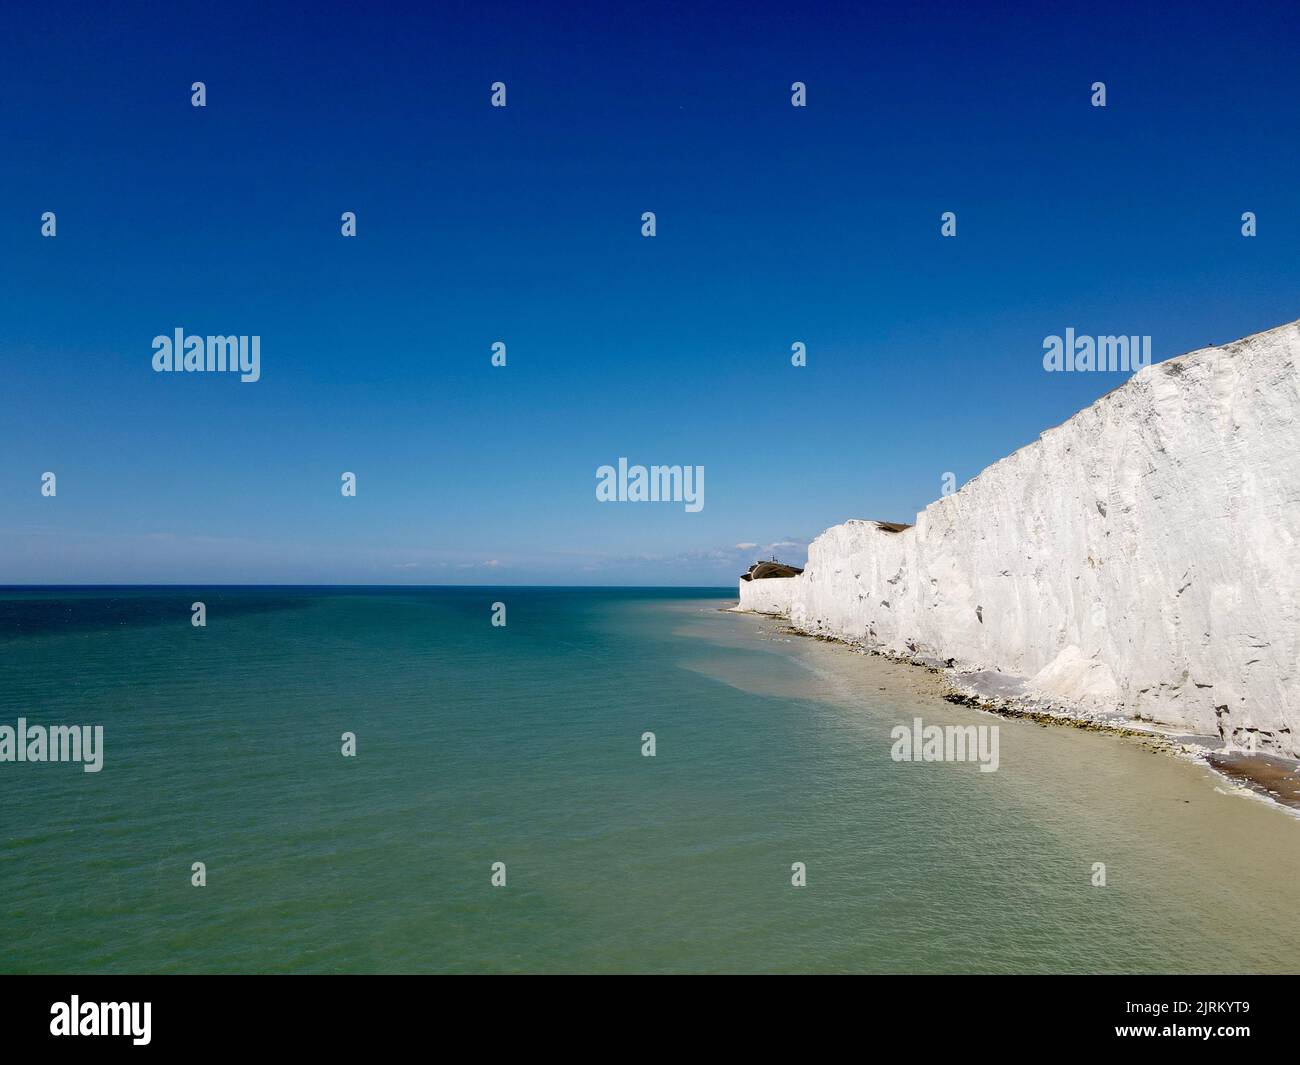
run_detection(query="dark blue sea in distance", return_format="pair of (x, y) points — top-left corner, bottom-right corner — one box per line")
(2, 586), (1298, 973)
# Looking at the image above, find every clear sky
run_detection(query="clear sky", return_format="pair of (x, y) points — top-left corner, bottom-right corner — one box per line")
(3, 0), (1298, 585)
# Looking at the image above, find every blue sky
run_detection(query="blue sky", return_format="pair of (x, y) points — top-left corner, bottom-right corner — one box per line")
(3, 0), (1298, 584)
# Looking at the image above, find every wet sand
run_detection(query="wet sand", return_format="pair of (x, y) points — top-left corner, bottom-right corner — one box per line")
(1207, 751), (1300, 809)
(734, 608), (1300, 817)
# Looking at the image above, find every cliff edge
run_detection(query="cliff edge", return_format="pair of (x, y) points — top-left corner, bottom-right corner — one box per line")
(739, 320), (1300, 755)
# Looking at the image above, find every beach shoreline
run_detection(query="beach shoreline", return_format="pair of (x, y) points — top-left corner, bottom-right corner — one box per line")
(727, 602), (1300, 817)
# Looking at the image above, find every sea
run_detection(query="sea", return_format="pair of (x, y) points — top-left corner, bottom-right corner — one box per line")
(2, 586), (1298, 974)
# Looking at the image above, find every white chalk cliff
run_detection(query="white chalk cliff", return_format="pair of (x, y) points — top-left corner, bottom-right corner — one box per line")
(738, 320), (1300, 755)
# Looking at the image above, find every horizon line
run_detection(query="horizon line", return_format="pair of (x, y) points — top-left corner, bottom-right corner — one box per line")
(0, 583), (740, 590)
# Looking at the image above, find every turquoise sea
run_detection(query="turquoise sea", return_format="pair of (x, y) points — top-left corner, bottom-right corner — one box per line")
(2, 586), (1298, 974)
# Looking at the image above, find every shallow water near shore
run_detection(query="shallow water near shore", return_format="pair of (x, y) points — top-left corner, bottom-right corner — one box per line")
(2, 586), (1298, 973)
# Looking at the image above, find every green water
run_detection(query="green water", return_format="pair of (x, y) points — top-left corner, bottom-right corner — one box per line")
(1, 587), (1297, 973)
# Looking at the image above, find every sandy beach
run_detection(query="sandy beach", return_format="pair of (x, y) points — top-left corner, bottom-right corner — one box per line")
(759, 612), (1300, 818)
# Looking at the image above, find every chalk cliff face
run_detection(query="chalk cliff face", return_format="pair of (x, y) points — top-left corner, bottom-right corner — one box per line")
(737, 576), (797, 615)
(742, 321), (1300, 755)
